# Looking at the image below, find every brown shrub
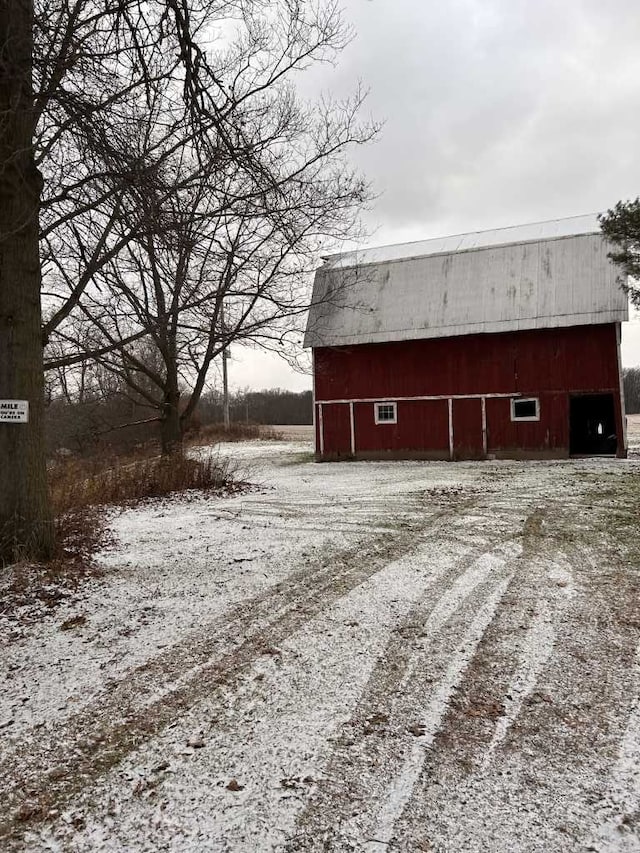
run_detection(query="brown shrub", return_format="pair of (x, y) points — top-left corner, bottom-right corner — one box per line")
(49, 448), (238, 514)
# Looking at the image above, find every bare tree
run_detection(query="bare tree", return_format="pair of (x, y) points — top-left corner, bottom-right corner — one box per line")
(45, 2), (375, 455)
(1, 0), (374, 560)
(1, 0), (248, 560)
(623, 367), (640, 414)
(52, 109), (372, 454)
(37, 0), (367, 347)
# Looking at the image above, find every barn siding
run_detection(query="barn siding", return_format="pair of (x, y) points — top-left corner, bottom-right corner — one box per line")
(352, 399), (450, 455)
(453, 398), (484, 459)
(315, 325), (619, 401)
(313, 324), (624, 460)
(320, 403), (351, 457)
(485, 393), (566, 454)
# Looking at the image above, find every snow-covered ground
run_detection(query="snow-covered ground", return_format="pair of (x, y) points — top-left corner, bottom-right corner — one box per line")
(2, 433), (640, 852)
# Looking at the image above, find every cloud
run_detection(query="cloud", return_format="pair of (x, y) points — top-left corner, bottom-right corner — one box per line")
(253, 0), (640, 384)
(303, 0), (640, 240)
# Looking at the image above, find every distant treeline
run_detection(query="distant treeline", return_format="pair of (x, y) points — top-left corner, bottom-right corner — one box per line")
(624, 368), (640, 414)
(45, 387), (312, 456)
(200, 389), (312, 426)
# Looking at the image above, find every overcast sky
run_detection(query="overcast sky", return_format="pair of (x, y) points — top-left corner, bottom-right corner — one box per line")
(230, 0), (640, 392)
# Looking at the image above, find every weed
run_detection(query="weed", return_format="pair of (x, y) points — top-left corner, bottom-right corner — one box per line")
(189, 422), (283, 445)
(49, 448), (238, 512)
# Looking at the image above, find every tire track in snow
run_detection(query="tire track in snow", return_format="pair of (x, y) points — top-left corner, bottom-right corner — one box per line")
(36, 538), (464, 853)
(391, 529), (640, 852)
(482, 557), (576, 765)
(590, 638), (640, 852)
(396, 542), (521, 695)
(369, 573), (514, 851)
(286, 536), (523, 851)
(226, 494), (417, 534)
(386, 513), (585, 852)
(0, 500), (474, 843)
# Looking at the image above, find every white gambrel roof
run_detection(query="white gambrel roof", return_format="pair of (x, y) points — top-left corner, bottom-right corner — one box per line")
(304, 215), (628, 348)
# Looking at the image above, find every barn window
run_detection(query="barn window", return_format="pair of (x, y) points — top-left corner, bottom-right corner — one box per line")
(374, 402), (397, 424)
(511, 397), (540, 421)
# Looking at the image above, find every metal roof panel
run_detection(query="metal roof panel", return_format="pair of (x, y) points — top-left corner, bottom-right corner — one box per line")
(322, 214), (601, 269)
(305, 221), (627, 348)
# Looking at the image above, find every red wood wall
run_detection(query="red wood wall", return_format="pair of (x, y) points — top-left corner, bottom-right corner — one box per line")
(313, 324), (624, 459)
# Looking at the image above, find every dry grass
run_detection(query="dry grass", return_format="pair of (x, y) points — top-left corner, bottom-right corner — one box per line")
(1, 447), (244, 622)
(49, 447), (238, 515)
(49, 447), (241, 567)
(191, 422), (283, 445)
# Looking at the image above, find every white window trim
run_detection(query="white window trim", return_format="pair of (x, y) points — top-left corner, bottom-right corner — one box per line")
(374, 401), (397, 424)
(510, 397), (540, 422)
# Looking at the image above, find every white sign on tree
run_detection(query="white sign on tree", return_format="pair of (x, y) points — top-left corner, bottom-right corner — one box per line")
(0, 400), (29, 423)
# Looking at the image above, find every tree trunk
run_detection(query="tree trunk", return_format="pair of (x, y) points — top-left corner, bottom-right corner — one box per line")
(160, 388), (183, 456)
(0, 0), (53, 563)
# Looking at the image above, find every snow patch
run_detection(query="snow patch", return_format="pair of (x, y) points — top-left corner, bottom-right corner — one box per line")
(369, 550), (519, 849)
(483, 556), (576, 763)
(591, 638), (640, 852)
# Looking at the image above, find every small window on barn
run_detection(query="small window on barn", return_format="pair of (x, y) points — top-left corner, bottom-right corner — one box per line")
(374, 402), (397, 424)
(511, 397), (540, 422)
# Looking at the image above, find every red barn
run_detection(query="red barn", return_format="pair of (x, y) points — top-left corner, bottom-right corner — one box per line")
(304, 216), (628, 460)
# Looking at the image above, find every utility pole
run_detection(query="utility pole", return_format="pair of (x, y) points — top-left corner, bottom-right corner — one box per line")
(222, 348), (230, 430)
(221, 300), (230, 430)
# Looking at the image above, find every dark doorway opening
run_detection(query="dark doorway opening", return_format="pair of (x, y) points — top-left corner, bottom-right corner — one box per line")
(569, 394), (617, 455)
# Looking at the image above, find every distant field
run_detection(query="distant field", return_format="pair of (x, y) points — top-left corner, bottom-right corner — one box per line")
(627, 413), (640, 455)
(264, 424), (314, 442)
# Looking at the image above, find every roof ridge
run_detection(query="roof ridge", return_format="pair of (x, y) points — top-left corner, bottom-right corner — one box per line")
(323, 213), (601, 262)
